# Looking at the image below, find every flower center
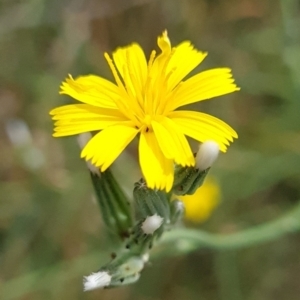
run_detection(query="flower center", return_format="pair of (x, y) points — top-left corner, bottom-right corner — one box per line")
(141, 114), (153, 132)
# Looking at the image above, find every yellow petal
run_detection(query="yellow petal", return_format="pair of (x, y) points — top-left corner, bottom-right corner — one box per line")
(139, 131), (174, 192)
(157, 30), (171, 54)
(50, 104), (125, 120)
(111, 44), (148, 119)
(112, 43), (147, 92)
(166, 42), (207, 90)
(169, 110), (238, 152)
(169, 68), (240, 111)
(50, 104), (127, 137)
(81, 123), (138, 171)
(151, 116), (194, 166)
(60, 75), (119, 109)
(150, 30), (172, 76)
(104, 52), (144, 122)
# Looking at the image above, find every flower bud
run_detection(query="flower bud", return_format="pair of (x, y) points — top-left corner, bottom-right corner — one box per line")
(133, 179), (170, 220)
(90, 170), (133, 238)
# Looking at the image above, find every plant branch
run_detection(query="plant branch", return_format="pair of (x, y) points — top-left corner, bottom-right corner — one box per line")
(155, 202), (300, 255)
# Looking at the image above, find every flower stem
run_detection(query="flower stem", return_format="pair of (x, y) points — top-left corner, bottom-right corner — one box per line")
(156, 201), (300, 254)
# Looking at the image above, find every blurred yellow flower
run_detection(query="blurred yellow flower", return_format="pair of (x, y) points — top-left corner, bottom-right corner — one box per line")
(178, 178), (220, 223)
(50, 31), (239, 192)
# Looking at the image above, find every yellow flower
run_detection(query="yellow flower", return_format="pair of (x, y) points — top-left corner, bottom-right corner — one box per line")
(178, 177), (220, 223)
(50, 31), (239, 192)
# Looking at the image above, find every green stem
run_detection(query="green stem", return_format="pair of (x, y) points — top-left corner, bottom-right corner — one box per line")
(3, 203), (300, 298)
(156, 202), (300, 253)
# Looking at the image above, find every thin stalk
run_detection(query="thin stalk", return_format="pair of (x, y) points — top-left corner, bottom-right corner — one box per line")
(156, 201), (300, 253)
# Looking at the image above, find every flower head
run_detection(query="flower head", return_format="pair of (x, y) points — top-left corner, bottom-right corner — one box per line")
(50, 31), (239, 191)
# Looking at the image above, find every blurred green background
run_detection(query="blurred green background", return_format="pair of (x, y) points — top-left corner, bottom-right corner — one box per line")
(1, 0), (300, 299)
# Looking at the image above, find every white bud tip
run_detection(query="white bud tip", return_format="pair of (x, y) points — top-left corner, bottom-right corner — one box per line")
(141, 214), (164, 234)
(77, 133), (92, 149)
(83, 271), (112, 292)
(196, 141), (219, 171)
